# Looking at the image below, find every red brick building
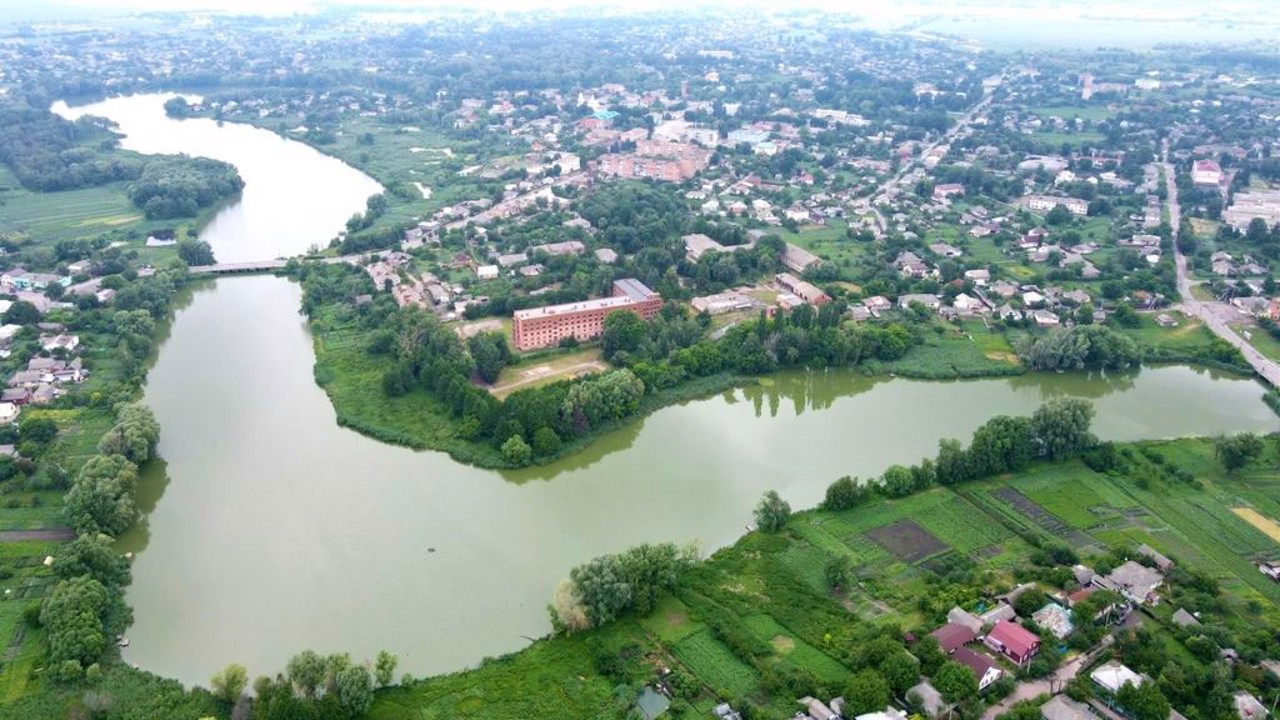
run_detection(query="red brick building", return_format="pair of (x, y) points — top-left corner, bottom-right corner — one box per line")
(512, 278), (662, 351)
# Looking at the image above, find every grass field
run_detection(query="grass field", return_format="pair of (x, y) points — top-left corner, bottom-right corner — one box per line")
(1030, 106), (1116, 121)
(1232, 507), (1280, 543)
(0, 166), (143, 241)
(491, 348), (605, 399)
(1036, 131), (1108, 147)
(355, 434), (1280, 719)
(1232, 323), (1280, 365)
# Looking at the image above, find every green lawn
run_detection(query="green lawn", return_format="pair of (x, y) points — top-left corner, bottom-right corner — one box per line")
(1233, 324), (1280, 365)
(1030, 106), (1116, 121)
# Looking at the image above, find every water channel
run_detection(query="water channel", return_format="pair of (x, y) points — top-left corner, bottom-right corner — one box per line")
(56, 94), (1280, 687)
(53, 93), (382, 263)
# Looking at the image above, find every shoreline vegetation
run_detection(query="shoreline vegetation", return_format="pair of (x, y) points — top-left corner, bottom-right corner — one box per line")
(294, 260), (1266, 471)
(353, 411), (1280, 719)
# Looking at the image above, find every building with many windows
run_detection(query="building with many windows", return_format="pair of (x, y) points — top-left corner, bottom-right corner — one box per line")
(512, 279), (662, 351)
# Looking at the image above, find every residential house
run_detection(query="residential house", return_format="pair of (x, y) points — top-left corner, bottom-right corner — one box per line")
(952, 647), (1003, 691)
(1041, 695), (1099, 720)
(31, 385), (55, 405)
(933, 183), (965, 202)
(979, 603), (1017, 626)
(1091, 660), (1144, 694)
(0, 402), (18, 424)
(476, 265), (500, 280)
(595, 248), (619, 264)
(930, 242), (964, 259)
(1171, 608), (1201, 628)
(899, 294), (942, 311)
(713, 703), (744, 720)
(863, 296), (892, 314)
(1095, 560), (1163, 605)
(855, 709), (907, 720)
(1, 387), (31, 405)
(1137, 544), (1174, 572)
(1032, 603), (1074, 639)
(1234, 692), (1268, 720)
(1032, 310), (1061, 327)
(984, 620), (1040, 666)
(1193, 159), (1223, 187)
(908, 680), (948, 718)
(776, 273), (830, 306)
(1023, 194), (1088, 216)
(953, 293), (987, 314)
(964, 268), (991, 286)
(780, 243), (824, 274)
(930, 623), (977, 654)
(799, 696), (839, 720)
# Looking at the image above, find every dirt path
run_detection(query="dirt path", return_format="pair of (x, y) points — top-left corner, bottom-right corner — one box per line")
(0, 528), (75, 542)
(490, 361), (606, 398)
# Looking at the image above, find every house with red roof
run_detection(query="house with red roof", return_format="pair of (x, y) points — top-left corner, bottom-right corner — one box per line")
(1193, 159), (1223, 187)
(984, 620), (1040, 666)
(951, 647), (1004, 691)
(930, 623), (977, 654)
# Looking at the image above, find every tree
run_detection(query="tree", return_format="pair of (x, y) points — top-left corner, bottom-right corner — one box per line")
(1032, 398), (1095, 460)
(3, 300), (39, 326)
(211, 663), (248, 703)
(65, 454), (139, 537)
(881, 651), (922, 695)
(935, 438), (970, 485)
(375, 650), (398, 688)
(286, 649), (326, 698)
(824, 554), (851, 591)
(1046, 204), (1073, 226)
(844, 668), (890, 714)
(914, 634), (947, 675)
(601, 310), (648, 363)
(97, 402), (161, 463)
(754, 490), (791, 533)
(41, 576), (113, 672)
(933, 659), (979, 703)
(177, 239), (216, 266)
(1116, 681), (1170, 720)
(53, 533), (130, 589)
(336, 665), (374, 718)
(823, 475), (868, 510)
(880, 465), (914, 497)
(501, 434), (533, 466)
(1214, 432), (1264, 473)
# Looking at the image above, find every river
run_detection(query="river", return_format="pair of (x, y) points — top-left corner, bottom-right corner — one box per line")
(52, 93), (382, 263)
(54, 95), (1280, 687)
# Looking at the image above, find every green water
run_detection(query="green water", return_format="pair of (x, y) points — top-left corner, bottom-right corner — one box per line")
(121, 276), (1280, 686)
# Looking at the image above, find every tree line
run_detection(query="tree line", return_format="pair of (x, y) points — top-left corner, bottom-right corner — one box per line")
(0, 101), (243, 221)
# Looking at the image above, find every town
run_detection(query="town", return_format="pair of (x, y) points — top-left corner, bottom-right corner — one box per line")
(0, 4), (1278, 720)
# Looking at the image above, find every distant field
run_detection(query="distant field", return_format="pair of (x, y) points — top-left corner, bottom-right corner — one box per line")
(1036, 131), (1108, 148)
(1233, 507), (1280, 544)
(1031, 105), (1116, 121)
(0, 165), (142, 241)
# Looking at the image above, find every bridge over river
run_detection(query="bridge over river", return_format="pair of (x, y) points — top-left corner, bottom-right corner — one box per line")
(188, 250), (391, 276)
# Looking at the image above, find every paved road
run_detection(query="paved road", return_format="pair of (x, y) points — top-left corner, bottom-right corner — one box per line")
(981, 636), (1114, 720)
(870, 75), (1003, 234)
(1163, 161), (1280, 387)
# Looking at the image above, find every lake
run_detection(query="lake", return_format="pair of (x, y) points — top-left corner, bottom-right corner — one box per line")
(56, 94), (1280, 687)
(52, 93), (382, 263)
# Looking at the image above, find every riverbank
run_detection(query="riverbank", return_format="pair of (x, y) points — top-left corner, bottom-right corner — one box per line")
(365, 433), (1280, 719)
(303, 275), (1263, 472)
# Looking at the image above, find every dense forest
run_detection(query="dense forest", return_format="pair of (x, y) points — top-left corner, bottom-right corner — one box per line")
(0, 103), (140, 191)
(0, 101), (243, 220)
(126, 155), (244, 220)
